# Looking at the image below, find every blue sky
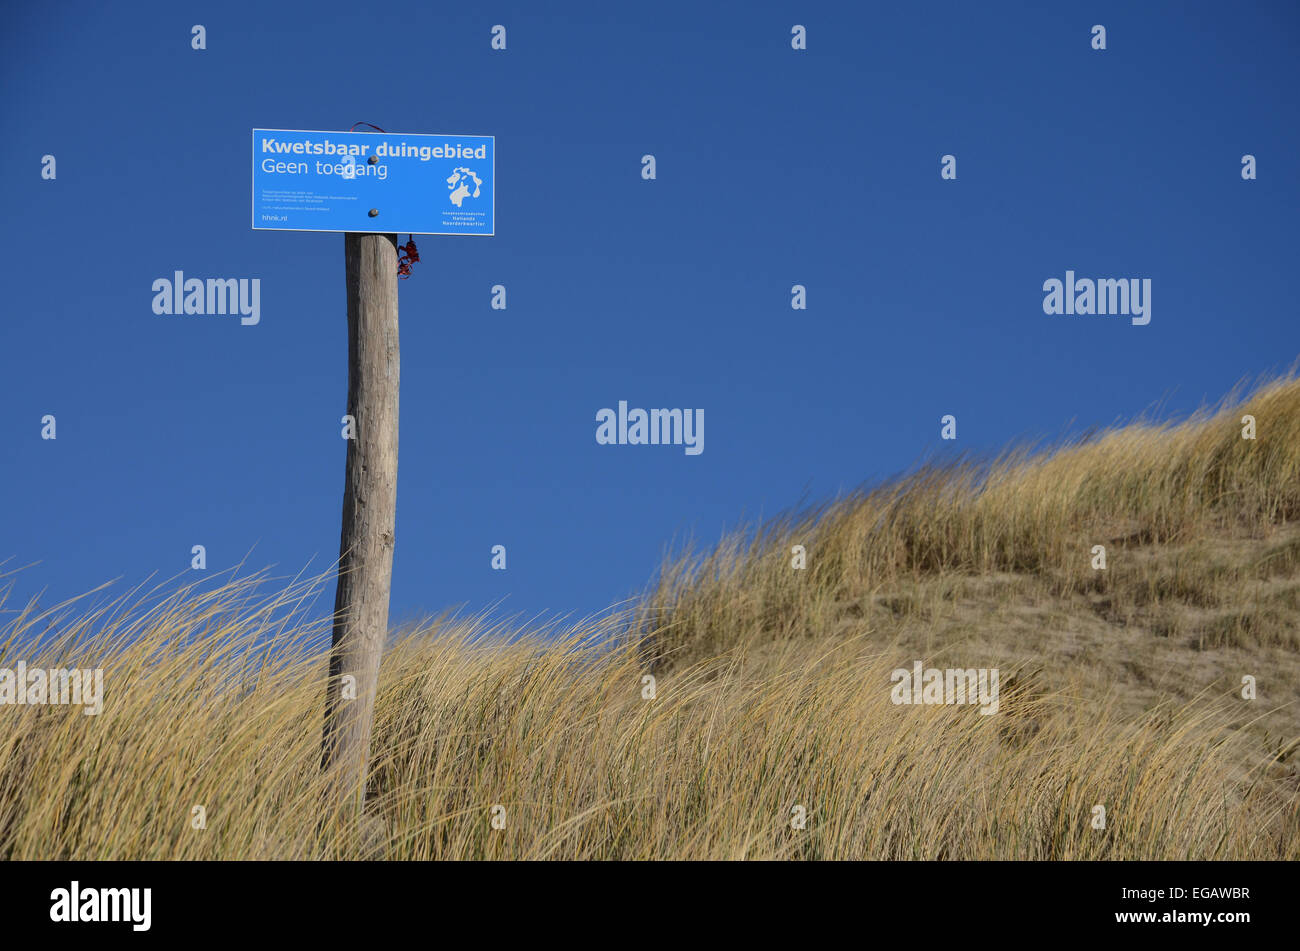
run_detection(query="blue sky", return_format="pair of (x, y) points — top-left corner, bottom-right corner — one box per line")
(2, 1), (1297, 635)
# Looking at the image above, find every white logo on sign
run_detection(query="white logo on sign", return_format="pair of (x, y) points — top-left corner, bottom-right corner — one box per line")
(446, 167), (482, 207)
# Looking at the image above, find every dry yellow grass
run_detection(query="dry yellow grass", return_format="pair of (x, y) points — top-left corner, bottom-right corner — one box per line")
(1, 374), (1298, 859)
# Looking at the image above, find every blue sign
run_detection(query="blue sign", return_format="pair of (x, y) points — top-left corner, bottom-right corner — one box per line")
(252, 128), (494, 236)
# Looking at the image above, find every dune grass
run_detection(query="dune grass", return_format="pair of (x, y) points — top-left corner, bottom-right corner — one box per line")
(641, 373), (1300, 667)
(1, 375), (1298, 859)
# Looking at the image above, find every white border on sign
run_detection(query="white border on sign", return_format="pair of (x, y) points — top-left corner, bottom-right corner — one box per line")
(250, 128), (496, 236)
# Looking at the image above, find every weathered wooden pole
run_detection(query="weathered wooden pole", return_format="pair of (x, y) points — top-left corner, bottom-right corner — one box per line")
(321, 231), (400, 812)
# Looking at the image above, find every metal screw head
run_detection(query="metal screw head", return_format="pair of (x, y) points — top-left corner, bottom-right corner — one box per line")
(367, 156), (378, 165)
(368, 209), (379, 217)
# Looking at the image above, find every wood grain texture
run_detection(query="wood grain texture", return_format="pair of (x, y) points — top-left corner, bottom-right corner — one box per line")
(321, 232), (400, 811)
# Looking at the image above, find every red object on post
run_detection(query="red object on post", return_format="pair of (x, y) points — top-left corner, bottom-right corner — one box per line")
(396, 237), (419, 279)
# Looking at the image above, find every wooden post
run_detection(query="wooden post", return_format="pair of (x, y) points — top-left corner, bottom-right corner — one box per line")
(321, 231), (400, 812)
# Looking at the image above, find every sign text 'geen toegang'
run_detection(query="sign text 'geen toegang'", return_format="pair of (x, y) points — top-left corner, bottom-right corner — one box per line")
(251, 128), (494, 236)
